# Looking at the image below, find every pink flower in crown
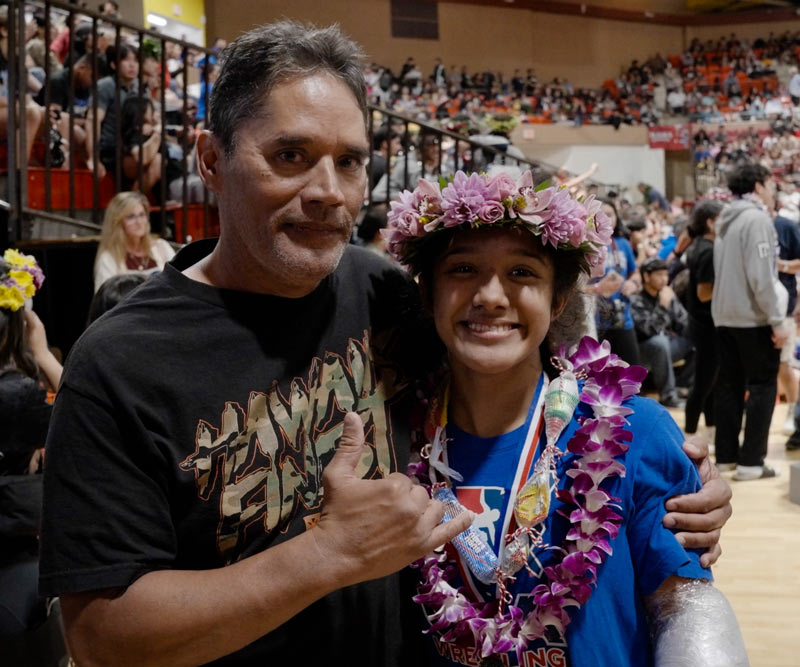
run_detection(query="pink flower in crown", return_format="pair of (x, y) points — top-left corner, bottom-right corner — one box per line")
(541, 188), (588, 248)
(509, 171), (554, 226)
(439, 171), (490, 228)
(387, 188), (425, 237)
(486, 172), (517, 203)
(583, 195), (614, 247)
(417, 178), (446, 232)
(478, 200), (505, 223)
(586, 245), (608, 278)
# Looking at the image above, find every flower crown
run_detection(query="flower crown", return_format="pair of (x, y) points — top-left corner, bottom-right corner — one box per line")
(0, 249), (45, 312)
(382, 170), (612, 277)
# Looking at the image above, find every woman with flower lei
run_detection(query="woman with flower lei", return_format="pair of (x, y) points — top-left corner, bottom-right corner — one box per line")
(383, 171), (747, 666)
(0, 248), (62, 642)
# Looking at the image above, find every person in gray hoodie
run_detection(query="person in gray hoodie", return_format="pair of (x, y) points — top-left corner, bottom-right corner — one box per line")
(712, 162), (787, 481)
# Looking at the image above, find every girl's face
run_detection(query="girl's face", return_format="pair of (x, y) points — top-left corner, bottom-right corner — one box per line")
(431, 229), (555, 381)
(121, 202), (149, 242)
(601, 203), (617, 225)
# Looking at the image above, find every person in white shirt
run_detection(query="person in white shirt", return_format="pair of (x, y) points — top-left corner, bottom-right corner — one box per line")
(93, 191), (175, 292)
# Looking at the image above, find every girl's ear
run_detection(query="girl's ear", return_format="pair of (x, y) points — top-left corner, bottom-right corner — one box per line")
(551, 292), (568, 322)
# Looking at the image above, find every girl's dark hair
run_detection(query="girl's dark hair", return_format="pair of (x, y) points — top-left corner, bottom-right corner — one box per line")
(87, 274), (147, 325)
(121, 96), (154, 149)
(688, 199), (724, 238)
(0, 308), (39, 379)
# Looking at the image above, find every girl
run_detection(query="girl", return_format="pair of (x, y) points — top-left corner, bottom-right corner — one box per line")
(383, 171), (746, 666)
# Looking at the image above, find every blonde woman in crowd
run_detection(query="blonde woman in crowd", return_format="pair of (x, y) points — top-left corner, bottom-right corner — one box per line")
(93, 191), (175, 292)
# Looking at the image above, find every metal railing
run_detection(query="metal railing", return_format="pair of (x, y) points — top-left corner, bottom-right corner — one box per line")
(365, 106), (620, 207)
(4, 0), (216, 243)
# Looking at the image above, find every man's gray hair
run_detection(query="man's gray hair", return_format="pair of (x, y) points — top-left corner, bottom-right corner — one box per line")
(208, 20), (367, 155)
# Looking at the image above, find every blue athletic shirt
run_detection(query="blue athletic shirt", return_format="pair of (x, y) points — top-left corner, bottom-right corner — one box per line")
(422, 390), (711, 667)
(596, 236), (638, 331)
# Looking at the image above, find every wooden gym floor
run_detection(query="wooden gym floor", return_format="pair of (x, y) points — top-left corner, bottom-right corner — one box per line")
(667, 402), (800, 666)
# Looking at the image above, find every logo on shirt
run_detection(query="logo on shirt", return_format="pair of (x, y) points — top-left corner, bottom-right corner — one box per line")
(179, 331), (404, 562)
(455, 486), (505, 547)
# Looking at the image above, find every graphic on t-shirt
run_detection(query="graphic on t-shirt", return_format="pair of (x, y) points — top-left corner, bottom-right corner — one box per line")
(179, 332), (404, 561)
(455, 486), (504, 546)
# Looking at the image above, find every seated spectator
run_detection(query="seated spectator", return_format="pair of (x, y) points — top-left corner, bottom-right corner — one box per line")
(369, 125), (401, 190)
(89, 42), (139, 180)
(87, 273), (147, 325)
(119, 96), (172, 198)
(631, 257), (694, 407)
(355, 205), (388, 258)
(93, 192), (175, 292)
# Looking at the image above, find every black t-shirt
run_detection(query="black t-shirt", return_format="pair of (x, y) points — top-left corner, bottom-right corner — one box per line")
(685, 237), (715, 328)
(0, 371), (51, 475)
(40, 240), (425, 665)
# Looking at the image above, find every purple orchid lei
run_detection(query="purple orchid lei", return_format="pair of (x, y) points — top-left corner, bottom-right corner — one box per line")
(407, 337), (647, 661)
(381, 170), (614, 277)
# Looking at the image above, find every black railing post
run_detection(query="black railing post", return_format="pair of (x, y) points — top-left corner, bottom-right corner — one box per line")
(17, 0), (28, 226)
(6, 0), (18, 241)
(66, 11), (76, 218)
(43, 2), (52, 212)
(159, 36), (167, 234)
(91, 15), (99, 221)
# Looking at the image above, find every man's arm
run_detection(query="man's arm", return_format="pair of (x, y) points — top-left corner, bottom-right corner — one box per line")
(663, 436), (732, 568)
(60, 413), (473, 667)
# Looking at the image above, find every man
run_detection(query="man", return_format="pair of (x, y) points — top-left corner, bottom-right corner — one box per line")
(431, 56), (446, 87)
(712, 162), (787, 480)
(40, 22), (731, 666)
(368, 124), (400, 190)
(638, 181), (670, 212)
(772, 201), (800, 435)
(631, 257), (693, 408)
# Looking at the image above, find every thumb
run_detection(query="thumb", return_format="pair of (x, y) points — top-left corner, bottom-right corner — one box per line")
(325, 412), (366, 485)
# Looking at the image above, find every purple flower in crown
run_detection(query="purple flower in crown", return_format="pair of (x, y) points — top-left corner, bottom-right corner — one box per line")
(541, 188), (588, 248)
(509, 171), (554, 226)
(439, 171), (490, 228)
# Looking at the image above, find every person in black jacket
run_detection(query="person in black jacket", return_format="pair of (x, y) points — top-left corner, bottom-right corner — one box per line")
(631, 257), (694, 407)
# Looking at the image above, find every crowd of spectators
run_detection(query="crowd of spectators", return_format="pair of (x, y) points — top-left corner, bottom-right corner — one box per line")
(3, 2), (222, 208)
(364, 30), (800, 132)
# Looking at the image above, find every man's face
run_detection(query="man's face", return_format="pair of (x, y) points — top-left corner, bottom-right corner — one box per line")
(644, 269), (669, 294)
(206, 73), (368, 297)
(755, 177), (776, 211)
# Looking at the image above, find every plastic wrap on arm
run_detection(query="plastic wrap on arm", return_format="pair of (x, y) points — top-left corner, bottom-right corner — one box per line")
(646, 578), (749, 667)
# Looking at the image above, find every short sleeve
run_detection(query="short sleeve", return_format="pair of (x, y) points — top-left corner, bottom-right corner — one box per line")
(39, 382), (177, 596)
(626, 400), (712, 597)
(694, 244), (715, 285)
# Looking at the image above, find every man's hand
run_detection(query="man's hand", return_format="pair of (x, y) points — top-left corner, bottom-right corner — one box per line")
(663, 435), (732, 568)
(772, 323), (789, 349)
(658, 285), (675, 309)
(311, 412), (473, 586)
